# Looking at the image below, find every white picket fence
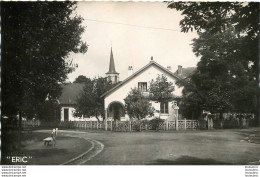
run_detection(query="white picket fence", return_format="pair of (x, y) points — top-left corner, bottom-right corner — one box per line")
(4, 119), (198, 132)
(110, 120), (198, 132)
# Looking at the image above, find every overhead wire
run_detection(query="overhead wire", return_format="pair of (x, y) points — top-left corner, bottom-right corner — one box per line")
(85, 18), (188, 32)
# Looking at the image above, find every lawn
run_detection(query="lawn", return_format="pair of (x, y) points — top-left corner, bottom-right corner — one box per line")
(1, 130), (93, 165)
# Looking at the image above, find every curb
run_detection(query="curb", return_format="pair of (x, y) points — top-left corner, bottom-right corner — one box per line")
(61, 138), (95, 165)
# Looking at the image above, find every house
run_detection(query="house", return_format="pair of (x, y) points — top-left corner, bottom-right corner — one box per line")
(101, 50), (195, 121)
(59, 83), (84, 121)
(59, 83), (103, 121)
(174, 65), (196, 79)
(59, 47), (196, 121)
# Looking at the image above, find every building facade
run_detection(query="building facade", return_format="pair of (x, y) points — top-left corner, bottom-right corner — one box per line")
(102, 58), (185, 121)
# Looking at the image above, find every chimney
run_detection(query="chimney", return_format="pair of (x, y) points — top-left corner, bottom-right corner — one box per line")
(128, 66), (133, 77)
(177, 65), (182, 76)
(167, 66), (172, 71)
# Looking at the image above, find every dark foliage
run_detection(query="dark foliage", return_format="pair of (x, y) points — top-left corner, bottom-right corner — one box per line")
(1, 2), (87, 119)
(169, 2), (259, 119)
(73, 77), (115, 121)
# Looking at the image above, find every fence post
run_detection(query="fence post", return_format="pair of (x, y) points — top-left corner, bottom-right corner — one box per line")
(111, 119), (113, 131)
(105, 109), (108, 131)
(184, 118), (186, 130)
(176, 119), (178, 131)
(129, 121), (131, 132)
(115, 120), (118, 132)
(91, 121), (93, 129)
(166, 119), (168, 130)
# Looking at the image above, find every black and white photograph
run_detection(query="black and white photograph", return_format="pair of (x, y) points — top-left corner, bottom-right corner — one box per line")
(1, 0), (259, 170)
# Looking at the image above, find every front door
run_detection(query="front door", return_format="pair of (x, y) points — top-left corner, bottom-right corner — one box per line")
(64, 108), (69, 121)
(114, 105), (120, 120)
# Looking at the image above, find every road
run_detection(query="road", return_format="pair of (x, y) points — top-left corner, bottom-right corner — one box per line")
(39, 128), (260, 165)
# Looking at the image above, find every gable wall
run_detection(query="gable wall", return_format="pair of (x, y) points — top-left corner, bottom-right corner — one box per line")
(105, 64), (183, 109)
(61, 106), (76, 121)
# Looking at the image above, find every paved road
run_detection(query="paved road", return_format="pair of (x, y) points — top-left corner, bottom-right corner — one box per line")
(42, 128), (260, 165)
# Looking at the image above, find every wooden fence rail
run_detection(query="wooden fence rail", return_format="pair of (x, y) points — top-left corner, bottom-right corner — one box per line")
(3, 119), (199, 132)
(4, 118), (254, 131)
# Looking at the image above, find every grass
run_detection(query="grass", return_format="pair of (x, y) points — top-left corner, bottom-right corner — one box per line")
(1, 129), (93, 165)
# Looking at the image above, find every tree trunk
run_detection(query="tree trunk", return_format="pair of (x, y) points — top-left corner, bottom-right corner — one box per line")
(18, 110), (22, 147)
(157, 113), (161, 132)
(220, 112), (223, 129)
(138, 115), (141, 132)
(95, 115), (100, 123)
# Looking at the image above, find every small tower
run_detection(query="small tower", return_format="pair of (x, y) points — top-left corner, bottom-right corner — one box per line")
(106, 47), (119, 84)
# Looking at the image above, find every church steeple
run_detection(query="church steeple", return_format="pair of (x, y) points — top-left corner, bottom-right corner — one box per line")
(106, 47), (119, 84)
(107, 47), (118, 74)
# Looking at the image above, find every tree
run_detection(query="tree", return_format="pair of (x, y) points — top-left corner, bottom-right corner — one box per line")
(168, 2), (258, 82)
(37, 98), (61, 121)
(73, 77), (115, 122)
(148, 75), (175, 130)
(168, 2), (259, 38)
(168, 2), (258, 119)
(124, 88), (154, 120)
(2, 2), (88, 122)
(174, 75), (203, 120)
(194, 29), (257, 113)
(73, 75), (91, 84)
(149, 74), (175, 104)
(178, 28), (257, 120)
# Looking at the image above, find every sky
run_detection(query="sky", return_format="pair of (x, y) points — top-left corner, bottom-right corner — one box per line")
(67, 2), (200, 82)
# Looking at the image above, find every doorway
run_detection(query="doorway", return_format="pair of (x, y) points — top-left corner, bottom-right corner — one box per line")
(64, 108), (69, 121)
(108, 102), (125, 121)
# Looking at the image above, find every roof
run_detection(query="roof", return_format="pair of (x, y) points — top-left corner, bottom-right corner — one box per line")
(101, 60), (182, 98)
(174, 67), (196, 79)
(58, 83), (84, 105)
(106, 47), (119, 74)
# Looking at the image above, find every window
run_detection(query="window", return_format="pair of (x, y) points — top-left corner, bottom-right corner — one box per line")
(115, 76), (117, 83)
(160, 102), (168, 114)
(138, 82), (147, 92)
(108, 76), (111, 81)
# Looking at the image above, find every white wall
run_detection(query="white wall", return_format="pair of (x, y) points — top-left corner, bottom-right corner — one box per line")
(104, 65), (182, 120)
(105, 65), (182, 108)
(61, 106), (76, 121)
(61, 106), (102, 121)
